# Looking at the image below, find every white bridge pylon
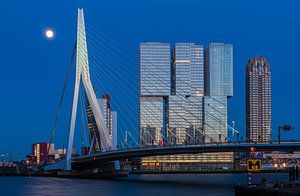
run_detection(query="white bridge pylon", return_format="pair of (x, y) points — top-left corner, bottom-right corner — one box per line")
(66, 8), (111, 170)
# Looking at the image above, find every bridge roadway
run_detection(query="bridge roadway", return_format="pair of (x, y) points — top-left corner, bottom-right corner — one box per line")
(72, 143), (300, 166)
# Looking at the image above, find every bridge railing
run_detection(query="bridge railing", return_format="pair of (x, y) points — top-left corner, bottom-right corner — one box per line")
(85, 140), (300, 155)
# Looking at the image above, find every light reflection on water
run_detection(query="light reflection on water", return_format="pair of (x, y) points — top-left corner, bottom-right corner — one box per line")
(0, 173), (288, 196)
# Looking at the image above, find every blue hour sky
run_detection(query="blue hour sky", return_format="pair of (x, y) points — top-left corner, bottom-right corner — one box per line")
(0, 0), (299, 159)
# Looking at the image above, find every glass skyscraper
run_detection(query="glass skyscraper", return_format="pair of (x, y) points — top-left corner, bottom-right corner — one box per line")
(168, 43), (204, 145)
(139, 42), (234, 171)
(139, 42), (170, 146)
(205, 43), (233, 97)
(171, 43), (204, 96)
(203, 96), (228, 143)
(204, 43), (233, 143)
(246, 56), (271, 143)
(139, 42), (171, 96)
(140, 96), (165, 146)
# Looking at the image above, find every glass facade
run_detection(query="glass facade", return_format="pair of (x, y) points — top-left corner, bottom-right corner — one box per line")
(138, 42), (234, 171)
(141, 152), (234, 171)
(139, 42), (170, 146)
(168, 43), (204, 145)
(246, 56), (271, 143)
(168, 96), (204, 145)
(172, 43), (204, 96)
(205, 43), (233, 97)
(203, 96), (227, 143)
(204, 43), (233, 143)
(139, 96), (164, 146)
(139, 42), (171, 96)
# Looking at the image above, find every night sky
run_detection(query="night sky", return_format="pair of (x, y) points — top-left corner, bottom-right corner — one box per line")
(0, 0), (299, 160)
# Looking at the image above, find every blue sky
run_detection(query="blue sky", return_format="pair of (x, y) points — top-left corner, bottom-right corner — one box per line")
(0, 0), (299, 159)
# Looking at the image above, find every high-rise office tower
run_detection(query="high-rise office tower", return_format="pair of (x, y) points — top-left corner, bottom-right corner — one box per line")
(98, 95), (118, 149)
(204, 43), (233, 143)
(139, 42), (171, 96)
(86, 99), (101, 152)
(139, 42), (234, 171)
(205, 43), (233, 97)
(139, 42), (171, 146)
(86, 94), (118, 152)
(246, 56), (271, 143)
(110, 111), (118, 150)
(169, 43), (204, 145)
(101, 94), (111, 133)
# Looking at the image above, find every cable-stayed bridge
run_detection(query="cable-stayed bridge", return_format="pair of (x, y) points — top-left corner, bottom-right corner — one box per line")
(43, 8), (300, 173)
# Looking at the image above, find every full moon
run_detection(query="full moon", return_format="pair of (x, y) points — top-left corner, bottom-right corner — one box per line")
(45, 29), (54, 39)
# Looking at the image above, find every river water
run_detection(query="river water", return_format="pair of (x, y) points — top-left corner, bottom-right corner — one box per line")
(0, 173), (288, 195)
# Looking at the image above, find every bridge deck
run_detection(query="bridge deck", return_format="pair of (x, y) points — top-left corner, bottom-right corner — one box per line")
(72, 143), (300, 164)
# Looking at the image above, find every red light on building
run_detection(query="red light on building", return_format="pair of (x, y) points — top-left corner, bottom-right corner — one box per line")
(159, 140), (164, 146)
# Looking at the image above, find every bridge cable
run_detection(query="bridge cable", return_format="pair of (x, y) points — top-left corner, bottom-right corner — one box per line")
(77, 46), (140, 149)
(85, 27), (260, 143)
(85, 30), (225, 132)
(86, 43), (180, 146)
(86, 36), (219, 144)
(87, 39), (212, 145)
(86, 26), (265, 146)
(86, 33), (220, 145)
(46, 41), (77, 161)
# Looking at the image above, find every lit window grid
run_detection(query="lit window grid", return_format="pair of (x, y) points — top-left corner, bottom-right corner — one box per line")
(140, 98), (164, 146)
(246, 57), (271, 143)
(173, 43), (204, 96)
(139, 43), (171, 96)
(205, 43), (233, 97)
(168, 95), (203, 145)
